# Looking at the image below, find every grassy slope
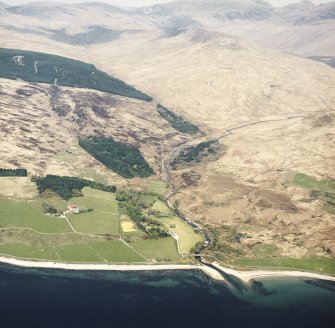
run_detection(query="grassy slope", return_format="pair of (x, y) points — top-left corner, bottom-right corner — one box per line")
(0, 48), (152, 101)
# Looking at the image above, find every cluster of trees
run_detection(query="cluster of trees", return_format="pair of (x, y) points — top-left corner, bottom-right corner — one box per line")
(0, 48), (152, 101)
(79, 136), (153, 179)
(172, 140), (217, 166)
(0, 168), (28, 177)
(33, 175), (116, 200)
(157, 104), (199, 135)
(116, 190), (169, 239)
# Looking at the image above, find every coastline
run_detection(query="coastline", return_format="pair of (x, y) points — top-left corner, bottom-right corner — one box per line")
(211, 262), (335, 283)
(0, 255), (224, 281)
(1, 255), (335, 283)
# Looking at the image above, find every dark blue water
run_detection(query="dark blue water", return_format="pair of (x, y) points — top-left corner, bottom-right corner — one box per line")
(0, 264), (335, 328)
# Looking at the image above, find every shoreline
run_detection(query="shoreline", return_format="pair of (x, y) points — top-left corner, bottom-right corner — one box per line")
(0, 255), (224, 281)
(1, 255), (335, 283)
(211, 262), (335, 283)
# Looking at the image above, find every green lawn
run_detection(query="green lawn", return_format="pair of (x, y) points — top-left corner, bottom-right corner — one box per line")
(0, 198), (71, 233)
(67, 188), (120, 234)
(132, 238), (181, 262)
(293, 173), (335, 192)
(230, 256), (335, 274)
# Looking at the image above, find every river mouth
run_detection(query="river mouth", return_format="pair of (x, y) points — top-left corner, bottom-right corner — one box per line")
(1, 264), (335, 328)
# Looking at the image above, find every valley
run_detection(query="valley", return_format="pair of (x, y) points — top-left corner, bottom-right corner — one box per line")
(0, 0), (334, 275)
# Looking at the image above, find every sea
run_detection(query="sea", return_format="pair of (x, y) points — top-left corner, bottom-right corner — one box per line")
(0, 264), (334, 328)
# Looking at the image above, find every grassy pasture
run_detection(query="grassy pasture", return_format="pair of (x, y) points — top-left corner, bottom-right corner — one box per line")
(0, 243), (59, 260)
(55, 241), (144, 263)
(148, 199), (203, 254)
(132, 238), (180, 262)
(55, 244), (103, 262)
(67, 188), (120, 234)
(90, 242), (144, 262)
(0, 198), (71, 233)
(0, 184), (183, 263)
(151, 200), (172, 216)
(159, 217), (203, 254)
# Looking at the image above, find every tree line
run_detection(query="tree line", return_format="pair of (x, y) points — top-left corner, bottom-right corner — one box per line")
(157, 104), (199, 135)
(33, 175), (116, 200)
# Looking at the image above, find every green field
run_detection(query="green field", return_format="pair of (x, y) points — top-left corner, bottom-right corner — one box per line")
(0, 243), (59, 260)
(160, 217), (203, 254)
(90, 242), (144, 262)
(147, 200), (203, 254)
(0, 48), (151, 101)
(292, 173), (335, 192)
(0, 183), (183, 264)
(230, 256), (335, 274)
(132, 238), (181, 262)
(0, 198), (71, 233)
(67, 188), (120, 234)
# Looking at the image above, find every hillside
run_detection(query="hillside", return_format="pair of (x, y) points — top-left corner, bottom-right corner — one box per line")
(0, 77), (187, 181)
(0, 48), (151, 101)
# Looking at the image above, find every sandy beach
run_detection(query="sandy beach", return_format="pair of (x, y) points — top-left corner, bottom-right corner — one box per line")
(211, 262), (335, 283)
(0, 255), (224, 281)
(1, 255), (335, 283)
